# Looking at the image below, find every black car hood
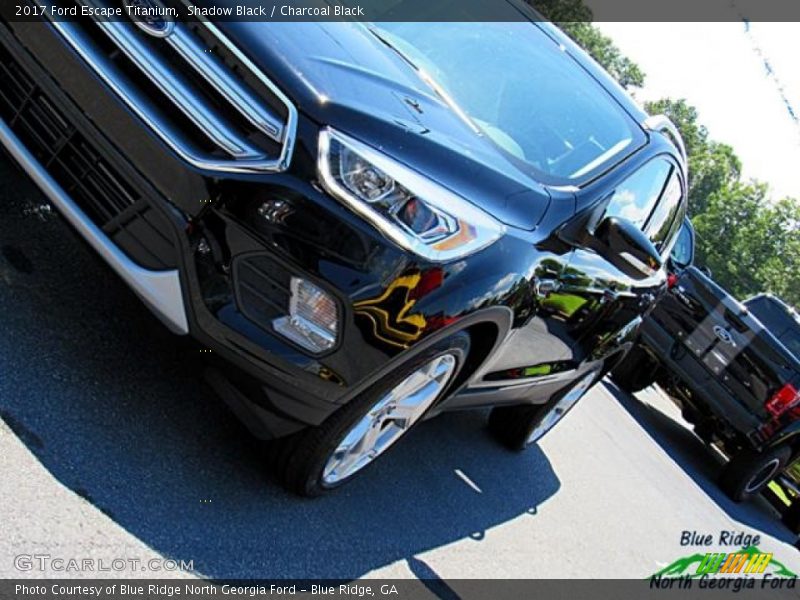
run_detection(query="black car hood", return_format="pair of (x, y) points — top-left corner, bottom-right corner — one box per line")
(218, 22), (554, 230)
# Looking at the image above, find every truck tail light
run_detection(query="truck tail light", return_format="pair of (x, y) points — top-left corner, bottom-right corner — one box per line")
(765, 383), (800, 418)
(667, 273), (679, 289)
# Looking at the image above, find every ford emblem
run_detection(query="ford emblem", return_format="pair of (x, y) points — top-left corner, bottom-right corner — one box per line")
(713, 325), (735, 346)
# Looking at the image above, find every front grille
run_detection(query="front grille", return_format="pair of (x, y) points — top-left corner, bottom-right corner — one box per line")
(0, 37), (177, 269)
(0, 41), (138, 225)
(39, 0), (297, 174)
(233, 253), (293, 331)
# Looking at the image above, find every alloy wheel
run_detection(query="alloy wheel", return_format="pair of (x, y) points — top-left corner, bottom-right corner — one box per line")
(322, 353), (457, 485)
(526, 369), (600, 445)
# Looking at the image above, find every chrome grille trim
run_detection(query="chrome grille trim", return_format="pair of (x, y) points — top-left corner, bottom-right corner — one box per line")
(167, 25), (284, 141)
(38, 0), (298, 174)
(0, 117), (190, 335)
(95, 19), (264, 158)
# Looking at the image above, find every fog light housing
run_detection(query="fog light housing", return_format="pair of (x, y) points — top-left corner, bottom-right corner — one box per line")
(273, 277), (338, 353)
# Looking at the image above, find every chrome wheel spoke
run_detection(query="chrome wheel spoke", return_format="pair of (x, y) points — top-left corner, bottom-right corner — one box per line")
(324, 418), (373, 481)
(390, 382), (440, 426)
(388, 370), (431, 404)
(322, 353), (457, 485)
(357, 419), (386, 457)
(388, 401), (425, 429)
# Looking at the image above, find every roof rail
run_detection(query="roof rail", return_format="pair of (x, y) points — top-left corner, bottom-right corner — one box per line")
(643, 114), (688, 166)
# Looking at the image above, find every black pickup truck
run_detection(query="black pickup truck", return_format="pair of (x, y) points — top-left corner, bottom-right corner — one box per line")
(612, 224), (800, 506)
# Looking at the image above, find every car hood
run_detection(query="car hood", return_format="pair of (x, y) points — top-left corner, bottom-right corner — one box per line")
(218, 21), (554, 230)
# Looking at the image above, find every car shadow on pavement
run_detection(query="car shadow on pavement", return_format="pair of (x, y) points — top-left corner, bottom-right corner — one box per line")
(0, 157), (560, 579)
(603, 381), (797, 547)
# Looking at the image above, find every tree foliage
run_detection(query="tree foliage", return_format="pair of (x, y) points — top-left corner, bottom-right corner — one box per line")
(693, 187), (800, 305)
(644, 99), (742, 216)
(559, 23), (645, 89)
(533, 6), (799, 307)
(645, 100), (800, 307)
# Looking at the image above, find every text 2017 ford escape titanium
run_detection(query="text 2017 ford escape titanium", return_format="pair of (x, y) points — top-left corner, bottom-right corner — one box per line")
(0, 0), (688, 495)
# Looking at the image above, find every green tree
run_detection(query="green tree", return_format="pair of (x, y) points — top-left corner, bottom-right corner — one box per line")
(531, 0), (593, 22)
(644, 98), (709, 156)
(643, 97), (799, 306)
(693, 184), (800, 307)
(644, 98), (741, 215)
(535, 6), (799, 307)
(749, 198), (800, 306)
(693, 182), (770, 297)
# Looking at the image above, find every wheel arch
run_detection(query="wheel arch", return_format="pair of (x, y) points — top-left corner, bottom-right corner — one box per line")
(337, 306), (513, 407)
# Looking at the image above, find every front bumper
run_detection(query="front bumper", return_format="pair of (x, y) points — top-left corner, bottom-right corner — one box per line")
(0, 19), (525, 437)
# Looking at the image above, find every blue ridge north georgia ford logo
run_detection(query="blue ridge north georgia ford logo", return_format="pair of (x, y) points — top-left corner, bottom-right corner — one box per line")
(123, 0), (176, 38)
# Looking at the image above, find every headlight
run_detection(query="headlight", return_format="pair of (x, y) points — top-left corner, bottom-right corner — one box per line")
(317, 128), (504, 261)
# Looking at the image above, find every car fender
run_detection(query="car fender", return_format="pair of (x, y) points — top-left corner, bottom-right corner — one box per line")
(335, 306), (514, 406)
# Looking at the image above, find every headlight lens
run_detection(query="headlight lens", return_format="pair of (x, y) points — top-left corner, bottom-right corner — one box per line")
(318, 128), (504, 261)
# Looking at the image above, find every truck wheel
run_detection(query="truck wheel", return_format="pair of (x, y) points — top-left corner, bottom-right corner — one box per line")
(609, 345), (657, 394)
(488, 366), (602, 451)
(268, 332), (470, 497)
(719, 445), (792, 503)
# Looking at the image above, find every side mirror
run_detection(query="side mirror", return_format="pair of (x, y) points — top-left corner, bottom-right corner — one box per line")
(595, 217), (663, 279)
(699, 265), (713, 278)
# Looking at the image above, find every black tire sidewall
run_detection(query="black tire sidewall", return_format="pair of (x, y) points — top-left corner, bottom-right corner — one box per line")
(610, 345), (656, 394)
(522, 365), (602, 447)
(489, 364), (603, 451)
(720, 445), (792, 503)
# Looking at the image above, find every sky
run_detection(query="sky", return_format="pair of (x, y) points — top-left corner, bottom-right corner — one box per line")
(596, 22), (800, 202)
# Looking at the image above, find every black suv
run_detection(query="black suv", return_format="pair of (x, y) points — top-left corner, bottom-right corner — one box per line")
(613, 222), (800, 505)
(0, 2), (688, 495)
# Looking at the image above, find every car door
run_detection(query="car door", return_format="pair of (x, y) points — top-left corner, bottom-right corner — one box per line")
(559, 155), (686, 365)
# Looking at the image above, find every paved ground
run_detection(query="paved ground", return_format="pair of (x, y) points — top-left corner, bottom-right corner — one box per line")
(1, 153), (799, 581)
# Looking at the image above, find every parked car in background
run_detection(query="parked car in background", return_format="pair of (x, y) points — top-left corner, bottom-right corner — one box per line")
(1, 1), (689, 495)
(612, 232), (800, 510)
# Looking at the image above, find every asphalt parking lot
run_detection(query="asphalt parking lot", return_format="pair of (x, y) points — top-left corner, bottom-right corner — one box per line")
(1, 152), (799, 580)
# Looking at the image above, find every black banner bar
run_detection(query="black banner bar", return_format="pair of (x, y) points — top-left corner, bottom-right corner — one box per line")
(2, 579), (800, 600)
(4, 0), (800, 23)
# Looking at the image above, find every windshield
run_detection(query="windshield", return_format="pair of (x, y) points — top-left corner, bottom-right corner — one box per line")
(372, 22), (645, 184)
(746, 296), (800, 360)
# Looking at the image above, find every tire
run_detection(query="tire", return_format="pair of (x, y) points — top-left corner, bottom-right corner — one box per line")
(609, 345), (657, 394)
(488, 366), (602, 451)
(719, 445), (792, 503)
(268, 332), (470, 497)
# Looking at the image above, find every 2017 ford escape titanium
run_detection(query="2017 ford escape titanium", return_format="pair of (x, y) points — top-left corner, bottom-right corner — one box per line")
(0, 0), (688, 495)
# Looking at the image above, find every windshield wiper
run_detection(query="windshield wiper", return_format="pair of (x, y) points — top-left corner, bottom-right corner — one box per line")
(367, 27), (422, 72)
(366, 26), (481, 134)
